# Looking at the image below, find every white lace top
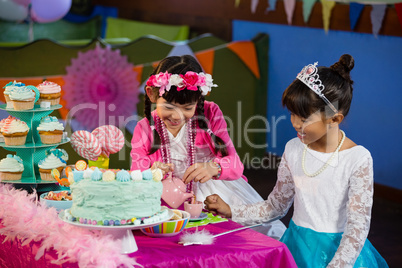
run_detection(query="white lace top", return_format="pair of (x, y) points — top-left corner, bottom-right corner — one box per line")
(231, 137), (374, 267)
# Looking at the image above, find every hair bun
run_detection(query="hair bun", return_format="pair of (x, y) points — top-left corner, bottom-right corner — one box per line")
(330, 54), (354, 84)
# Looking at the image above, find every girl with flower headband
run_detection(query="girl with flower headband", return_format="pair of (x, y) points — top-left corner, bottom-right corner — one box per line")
(130, 55), (286, 238)
(205, 54), (388, 267)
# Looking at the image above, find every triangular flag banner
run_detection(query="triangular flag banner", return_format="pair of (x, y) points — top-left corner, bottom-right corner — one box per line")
(284, 0), (296, 24)
(227, 42), (260, 79)
(235, 0), (240, 7)
(266, 0), (277, 12)
(251, 0), (259, 13)
(321, 0), (336, 33)
(394, 3), (402, 30)
(195, 49), (215, 75)
(349, 2), (365, 30)
(303, 0), (316, 23)
(371, 4), (386, 38)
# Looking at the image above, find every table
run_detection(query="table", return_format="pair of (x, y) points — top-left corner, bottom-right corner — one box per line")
(0, 219), (296, 268)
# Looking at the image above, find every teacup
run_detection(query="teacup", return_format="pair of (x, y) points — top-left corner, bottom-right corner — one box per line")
(184, 201), (203, 218)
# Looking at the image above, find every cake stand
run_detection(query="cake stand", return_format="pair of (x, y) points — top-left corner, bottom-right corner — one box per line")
(59, 208), (173, 254)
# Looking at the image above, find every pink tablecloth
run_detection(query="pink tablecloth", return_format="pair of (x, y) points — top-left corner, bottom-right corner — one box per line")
(0, 220), (296, 268)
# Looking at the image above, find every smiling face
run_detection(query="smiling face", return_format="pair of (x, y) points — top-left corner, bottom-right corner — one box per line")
(155, 97), (197, 136)
(291, 111), (329, 146)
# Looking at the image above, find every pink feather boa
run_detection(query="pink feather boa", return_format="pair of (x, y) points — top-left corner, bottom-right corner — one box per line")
(0, 184), (141, 267)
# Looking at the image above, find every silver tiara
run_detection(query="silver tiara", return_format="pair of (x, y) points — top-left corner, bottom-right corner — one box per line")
(296, 62), (338, 113)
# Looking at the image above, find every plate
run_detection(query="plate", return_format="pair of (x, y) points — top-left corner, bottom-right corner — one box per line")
(189, 212), (208, 222)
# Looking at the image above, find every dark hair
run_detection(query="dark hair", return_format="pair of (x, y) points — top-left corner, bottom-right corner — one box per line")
(282, 54), (354, 119)
(144, 55), (228, 156)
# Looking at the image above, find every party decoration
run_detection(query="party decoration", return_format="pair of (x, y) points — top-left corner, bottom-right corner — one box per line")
(63, 44), (139, 131)
(284, 0), (296, 24)
(92, 125), (124, 158)
(349, 2), (365, 30)
(31, 0), (72, 23)
(0, 0), (28, 21)
(321, 0), (336, 33)
(303, 0), (316, 23)
(266, 0), (277, 12)
(371, 4), (386, 38)
(70, 130), (101, 161)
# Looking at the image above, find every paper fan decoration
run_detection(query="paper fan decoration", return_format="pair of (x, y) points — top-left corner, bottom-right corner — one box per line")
(63, 44), (140, 131)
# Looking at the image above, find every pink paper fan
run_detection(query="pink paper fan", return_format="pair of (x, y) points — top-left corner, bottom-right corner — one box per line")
(70, 130), (102, 161)
(92, 125), (125, 157)
(63, 44), (140, 131)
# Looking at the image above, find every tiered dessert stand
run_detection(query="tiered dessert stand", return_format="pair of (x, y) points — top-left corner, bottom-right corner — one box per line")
(0, 104), (70, 192)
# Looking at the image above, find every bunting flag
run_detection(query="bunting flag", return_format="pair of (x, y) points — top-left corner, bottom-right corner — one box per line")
(251, 0), (259, 13)
(284, 0), (296, 24)
(195, 49), (215, 75)
(371, 4), (387, 37)
(321, 0), (336, 32)
(394, 3), (402, 29)
(235, 0), (241, 7)
(303, 0), (317, 23)
(266, 0), (277, 12)
(349, 2), (365, 30)
(226, 42), (260, 79)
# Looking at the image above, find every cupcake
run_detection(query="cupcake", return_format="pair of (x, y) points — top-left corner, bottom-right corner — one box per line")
(0, 116), (29, 146)
(0, 154), (24, 181)
(38, 149), (68, 181)
(3, 81), (25, 109)
(9, 86), (37, 111)
(36, 81), (62, 106)
(37, 116), (64, 144)
(0, 117), (7, 143)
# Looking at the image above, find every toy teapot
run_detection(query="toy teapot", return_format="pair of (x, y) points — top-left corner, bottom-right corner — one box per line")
(162, 173), (194, 209)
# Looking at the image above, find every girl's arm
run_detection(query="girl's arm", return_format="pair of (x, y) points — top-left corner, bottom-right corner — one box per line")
(207, 102), (244, 180)
(327, 156), (373, 268)
(130, 120), (154, 171)
(229, 153), (295, 225)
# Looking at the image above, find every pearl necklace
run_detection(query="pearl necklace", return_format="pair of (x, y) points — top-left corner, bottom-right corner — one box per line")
(155, 115), (196, 193)
(302, 130), (345, 177)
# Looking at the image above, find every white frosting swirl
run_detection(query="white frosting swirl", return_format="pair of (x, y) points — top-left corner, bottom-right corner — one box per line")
(37, 120), (64, 131)
(0, 118), (29, 134)
(0, 157), (24, 172)
(38, 154), (66, 169)
(9, 87), (36, 101)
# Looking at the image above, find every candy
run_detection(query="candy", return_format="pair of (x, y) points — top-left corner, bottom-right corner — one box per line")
(75, 160), (88, 171)
(92, 125), (124, 157)
(65, 166), (72, 177)
(70, 130), (101, 161)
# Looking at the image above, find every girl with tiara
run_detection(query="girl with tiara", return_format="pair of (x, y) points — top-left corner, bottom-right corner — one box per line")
(204, 54), (389, 267)
(130, 55), (286, 239)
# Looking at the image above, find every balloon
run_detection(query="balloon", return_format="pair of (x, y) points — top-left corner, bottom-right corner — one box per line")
(12, 0), (31, 7)
(31, 0), (72, 23)
(0, 0), (28, 21)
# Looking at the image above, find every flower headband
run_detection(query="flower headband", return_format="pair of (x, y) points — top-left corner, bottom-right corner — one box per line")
(296, 62), (338, 114)
(146, 71), (218, 96)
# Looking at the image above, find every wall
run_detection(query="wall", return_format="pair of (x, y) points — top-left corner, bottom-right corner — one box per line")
(233, 21), (402, 190)
(93, 0), (402, 41)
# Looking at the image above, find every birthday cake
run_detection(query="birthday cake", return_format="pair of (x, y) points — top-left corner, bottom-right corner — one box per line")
(67, 167), (166, 226)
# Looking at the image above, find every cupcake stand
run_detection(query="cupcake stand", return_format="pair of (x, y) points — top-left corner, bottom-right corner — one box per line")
(0, 104), (70, 192)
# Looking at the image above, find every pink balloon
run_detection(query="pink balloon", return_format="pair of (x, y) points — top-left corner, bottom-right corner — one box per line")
(31, 0), (72, 23)
(12, 0), (31, 7)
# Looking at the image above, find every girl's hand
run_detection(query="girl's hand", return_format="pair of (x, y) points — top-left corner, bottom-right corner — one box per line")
(151, 161), (174, 176)
(182, 162), (219, 184)
(204, 194), (232, 218)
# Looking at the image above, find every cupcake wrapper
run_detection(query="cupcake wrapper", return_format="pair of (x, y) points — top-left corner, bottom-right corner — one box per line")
(39, 167), (64, 181)
(4, 94), (13, 109)
(3, 135), (27, 146)
(12, 100), (35, 111)
(0, 172), (23, 181)
(40, 133), (62, 144)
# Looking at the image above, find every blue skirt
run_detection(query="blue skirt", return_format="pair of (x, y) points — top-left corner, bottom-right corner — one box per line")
(280, 220), (389, 268)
